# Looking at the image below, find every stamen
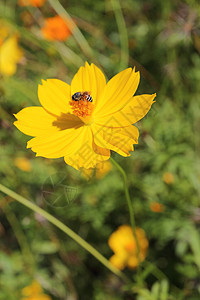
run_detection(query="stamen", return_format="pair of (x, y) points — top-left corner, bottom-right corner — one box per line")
(70, 92), (94, 118)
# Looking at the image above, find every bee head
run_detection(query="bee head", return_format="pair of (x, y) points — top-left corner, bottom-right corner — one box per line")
(72, 92), (82, 101)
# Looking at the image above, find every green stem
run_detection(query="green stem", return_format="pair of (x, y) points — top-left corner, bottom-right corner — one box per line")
(1, 203), (35, 274)
(111, 0), (129, 70)
(0, 184), (127, 282)
(48, 0), (94, 61)
(110, 158), (141, 269)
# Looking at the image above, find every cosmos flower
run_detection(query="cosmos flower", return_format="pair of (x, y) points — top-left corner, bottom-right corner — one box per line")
(150, 202), (165, 213)
(14, 62), (156, 170)
(162, 172), (174, 184)
(108, 225), (148, 270)
(81, 160), (112, 179)
(0, 22), (23, 76)
(41, 15), (72, 41)
(21, 280), (51, 300)
(18, 0), (46, 7)
(14, 157), (32, 172)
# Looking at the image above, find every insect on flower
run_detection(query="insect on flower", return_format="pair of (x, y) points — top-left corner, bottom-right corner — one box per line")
(14, 62), (156, 170)
(72, 91), (93, 102)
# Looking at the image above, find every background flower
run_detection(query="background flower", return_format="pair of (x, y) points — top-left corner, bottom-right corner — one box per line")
(150, 202), (165, 213)
(108, 225), (148, 270)
(81, 160), (112, 179)
(0, 22), (23, 76)
(21, 280), (51, 300)
(14, 157), (32, 172)
(41, 15), (72, 41)
(18, 0), (46, 7)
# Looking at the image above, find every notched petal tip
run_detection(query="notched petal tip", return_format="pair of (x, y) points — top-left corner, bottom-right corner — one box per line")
(85, 61), (90, 67)
(41, 79), (47, 85)
(26, 141), (32, 149)
(152, 93), (157, 100)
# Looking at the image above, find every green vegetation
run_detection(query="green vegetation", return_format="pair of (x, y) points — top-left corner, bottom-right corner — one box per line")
(0, 0), (200, 299)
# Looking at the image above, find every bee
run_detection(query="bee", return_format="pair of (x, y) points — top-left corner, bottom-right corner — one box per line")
(72, 92), (93, 102)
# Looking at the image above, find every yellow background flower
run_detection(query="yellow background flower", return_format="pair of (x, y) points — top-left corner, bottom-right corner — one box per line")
(21, 280), (51, 300)
(14, 62), (156, 170)
(0, 22), (23, 76)
(14, 157), (32, 172)
(81, 160), (112, 179)
(162, 172), (174, 184)
(108, 225), (148, 270)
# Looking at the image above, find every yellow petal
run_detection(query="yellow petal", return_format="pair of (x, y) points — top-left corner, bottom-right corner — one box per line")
(70, 62), (106, 105)
(127, 256), (139, 269)
(94, 68), (140, 118)
(14, 107), (58, 136)
(27, 126), (86, 158)
(109, 254), (126, 270)
(38, 79), (71, 116)
(0, 35), (23, 76)
(119, 125), (139, 143)
(65, 127), (110, 170)
(14, 107), (82, 137)
(22, 280), (43, 296)
(96, 93), (156, 127)
(92, 124), (135, 157)
(108, 225), (134, 252)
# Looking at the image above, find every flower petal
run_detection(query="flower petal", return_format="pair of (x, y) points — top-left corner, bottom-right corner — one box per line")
(14, 107), (82, 137)
(14, 107), (58, 136)
(92, 124), (136, 157)
(70, 62), (106, 105)
(109, 254), (126, 270)
(38, 79), (71, 116)
(65, 127), (110, 170)
(0, 35), (23, 76)
(27, 126), (86, 158)
(95, 93), (156, 127)
(127, 256), (139, 269)
(94, 68), (140, 118)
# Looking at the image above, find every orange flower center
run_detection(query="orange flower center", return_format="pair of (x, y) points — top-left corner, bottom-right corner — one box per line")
(70, 92), (94, 119)
(124, 241), (136, 253)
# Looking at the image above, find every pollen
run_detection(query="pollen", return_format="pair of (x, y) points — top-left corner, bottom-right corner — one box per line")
(69, 98), (94, 118)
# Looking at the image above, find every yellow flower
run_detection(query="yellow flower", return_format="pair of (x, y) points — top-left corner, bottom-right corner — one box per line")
(150, 202), (165, 213)
(14, 157), (32, 172)
(81, 160), (112, 179)
(108, 225), (148, 270)
(14, 62), (156, 170)
(21, 280), (51, 300)
(0, 22), (23, 76)
(162, 172), (174, 184)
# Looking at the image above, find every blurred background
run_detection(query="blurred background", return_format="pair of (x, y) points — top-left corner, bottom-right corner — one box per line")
(0, 0), (200, 299)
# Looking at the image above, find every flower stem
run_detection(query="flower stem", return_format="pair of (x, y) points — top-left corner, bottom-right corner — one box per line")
(0, 184), (127, 282)
(111, 0), (129, 70)
(48, 0), (95, 61)
(110, 158), (141, 269)
(2, 204), (35, 274)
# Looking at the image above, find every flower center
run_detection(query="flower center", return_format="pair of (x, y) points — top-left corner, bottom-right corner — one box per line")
(124, 241), (136, 253)
(70, 91), (94, 121)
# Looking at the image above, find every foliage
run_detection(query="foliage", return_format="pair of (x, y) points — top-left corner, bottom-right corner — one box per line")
(0, 0), (200, 299)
